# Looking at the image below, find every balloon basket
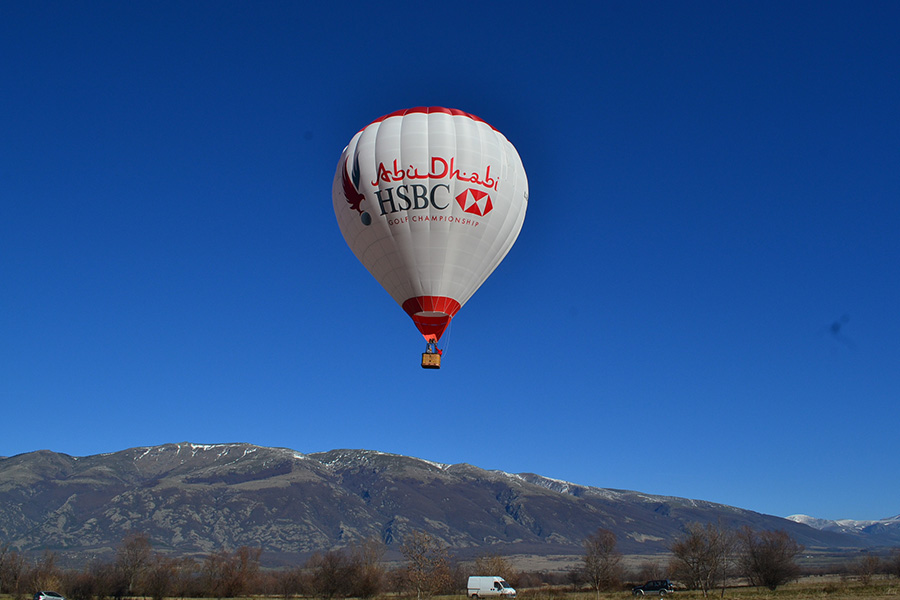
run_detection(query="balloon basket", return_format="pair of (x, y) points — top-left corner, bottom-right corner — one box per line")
(421, 352), (441, 369)
(421, 341), (442, 369)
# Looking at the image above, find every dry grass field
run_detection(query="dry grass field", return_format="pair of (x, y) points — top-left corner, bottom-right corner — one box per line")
(2, 584), (899, 600)
(2, 575), (899, 600)
(513, 578), (900, 600)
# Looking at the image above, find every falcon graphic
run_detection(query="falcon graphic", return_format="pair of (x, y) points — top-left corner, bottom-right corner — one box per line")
(341, 154), (365, 215)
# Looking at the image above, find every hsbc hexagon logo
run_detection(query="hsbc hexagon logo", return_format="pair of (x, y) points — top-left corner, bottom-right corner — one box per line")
(455, 188), (493, 216)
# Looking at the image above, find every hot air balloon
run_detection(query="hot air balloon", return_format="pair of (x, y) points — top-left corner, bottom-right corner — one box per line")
(332, 107), (528, 368)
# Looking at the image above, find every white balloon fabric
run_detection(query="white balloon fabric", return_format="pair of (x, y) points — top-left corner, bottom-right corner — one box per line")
(333, 107), (528, 342)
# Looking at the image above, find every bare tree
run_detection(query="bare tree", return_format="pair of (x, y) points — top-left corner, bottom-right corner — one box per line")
(737, 527), (802, 591)
(306, 546), (386, 600)
(28, 551), (62, 594)
(890, 548), (900, 580)
(201, 546), (262, 599)
(350, 537), (386, 599)
(473, 552), (517, 585)
(582, 528), (623, 598)
(400, 530), (452, 600)
(115, 532), (152, 597)
(0, 542), (8, 593)
(269, 566), (305, 600)
(234, 546), (261, 596)
(566, 567), (582, 592)
(669, 522), (733, 597)
(856, 555), (882, 586)
(62, 570), (99, 600)
(89, 559), (119, 600)
(170, 557), (200, 599)
(634, 558), (665, 583)
(0, 545), (27, 596)
(702, 522), (737, 598)
(143, 554), (178, 600)
(306, 550), (353, 599)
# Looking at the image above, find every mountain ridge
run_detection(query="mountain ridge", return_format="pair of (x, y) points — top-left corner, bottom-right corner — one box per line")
(0, 443), (893, 568)
(787, 513), (900, 538)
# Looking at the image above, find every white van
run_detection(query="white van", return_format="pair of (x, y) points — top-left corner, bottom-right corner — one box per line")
(467, 576), (516, 599)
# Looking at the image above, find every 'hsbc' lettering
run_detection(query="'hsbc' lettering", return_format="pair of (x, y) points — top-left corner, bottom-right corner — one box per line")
(377, 184), (451, 215)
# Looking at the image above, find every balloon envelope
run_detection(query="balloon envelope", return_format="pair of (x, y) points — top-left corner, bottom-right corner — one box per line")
(332, 107), (528, 341)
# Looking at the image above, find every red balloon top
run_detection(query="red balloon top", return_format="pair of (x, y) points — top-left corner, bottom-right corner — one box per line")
(364, 106), (496, 131)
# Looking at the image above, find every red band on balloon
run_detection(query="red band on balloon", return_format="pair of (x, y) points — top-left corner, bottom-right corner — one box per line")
(402, 296), (462, 342)
(362, 107), (497, 132)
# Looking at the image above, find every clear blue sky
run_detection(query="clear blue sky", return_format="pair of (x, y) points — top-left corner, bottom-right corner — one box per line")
(2, 1), (898, 522)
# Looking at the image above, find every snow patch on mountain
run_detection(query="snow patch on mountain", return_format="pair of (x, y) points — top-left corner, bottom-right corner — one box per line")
(787, 513), (900, 534)
(527, 474), (578, 493)
(419, 458), (451, 470)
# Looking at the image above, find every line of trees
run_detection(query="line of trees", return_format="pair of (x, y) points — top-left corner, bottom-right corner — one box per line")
(5, 528), (900, 600)
(667, 522), (806, 596)
(577, 523), (900, 596)
(0, 533), (262, 600)
(0, 530), (507, 600)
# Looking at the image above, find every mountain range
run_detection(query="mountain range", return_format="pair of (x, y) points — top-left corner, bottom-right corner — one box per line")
(787, 513), (900, 541)
(0, 443), (896, 568)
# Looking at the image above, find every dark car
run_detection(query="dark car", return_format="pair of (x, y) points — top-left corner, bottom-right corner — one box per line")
(632, 580), (674, 596)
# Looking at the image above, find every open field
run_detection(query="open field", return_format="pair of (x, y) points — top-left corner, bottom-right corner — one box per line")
(502, 551), (896, 576)
(517, 579), (900, 600)
(8, 580), (900, 600)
